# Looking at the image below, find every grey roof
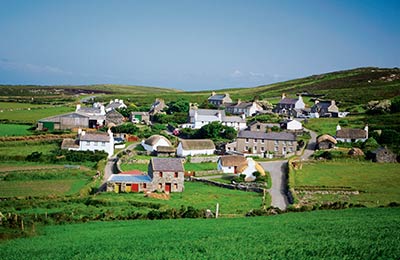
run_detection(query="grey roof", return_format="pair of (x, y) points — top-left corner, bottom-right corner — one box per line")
(208, 94), (227, 101)
(78, 107), (102, 114)
(226, 102), (253, 109)
(238, 130), (297, 141)
(189, 108), (226, 117)
(278, 98), (298, 105)
(80, 132), (111, 142)
(107, 174), (152, 183)
(39, 112), (89, 122)
(131, 111), (149, 116)
(106, 102), (124, 110)
(223, 116), (245, 123)
(151, 158), (184, 172)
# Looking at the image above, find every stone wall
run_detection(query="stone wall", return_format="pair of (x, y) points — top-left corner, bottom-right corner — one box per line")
(189, 156), (219, 163)
(190, 177), (264, 193)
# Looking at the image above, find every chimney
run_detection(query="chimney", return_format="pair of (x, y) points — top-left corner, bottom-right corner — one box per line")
(336, 124), (341, 131)
(81, 130), (86, 136)
(76, 104), (81, 112)
(281, 93), (286, 100)
(225, 93), (230, 98)
(237, 99), (241, 104)
(364, 124), (369, 139)
(109, 100), (113, 104)
(78, 128), (82, 135)
(211, 91), (216, 96)
(100, 105), (105, 115)
(194, 109), (198, 121)
(241, 114), (246, 120)
(114, 99), (118, 103)
(315, 100), (320, 105)
(331, 100), (336, 106)
(217, 111), (222, 121)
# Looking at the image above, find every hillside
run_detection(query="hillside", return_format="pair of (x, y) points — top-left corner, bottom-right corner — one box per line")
(1, 67), (399, 107)
(1, 207), (399, 259)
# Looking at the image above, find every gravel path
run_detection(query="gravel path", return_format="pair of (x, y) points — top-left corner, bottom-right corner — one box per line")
(259, 161), (289, 210)
(301, 128), (318, 160)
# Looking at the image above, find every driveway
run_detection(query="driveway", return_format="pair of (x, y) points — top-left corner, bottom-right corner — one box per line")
(301, 128), (318, 160)
(259, 161), (289, 210)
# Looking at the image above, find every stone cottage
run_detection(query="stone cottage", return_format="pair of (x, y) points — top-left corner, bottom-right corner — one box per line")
(369, 147), (397, 163)
(316, 134), (337, 150)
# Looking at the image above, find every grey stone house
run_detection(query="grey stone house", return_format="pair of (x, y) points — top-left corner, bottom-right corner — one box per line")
(310, 100), (339, 118)
(369, 147), (397, 163)
(273, 93), (305, 117)
(207, 92), (232, 107)
(226, 130), (297, 157)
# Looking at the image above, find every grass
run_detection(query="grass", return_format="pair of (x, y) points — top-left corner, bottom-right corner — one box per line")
(0, 124), (33, 136)
(0, 106), (74, 123)
(184, 162), (217, 171)
(0, 142), (58, 157)
(120, 163), (148, 172)
(0, 102), (48, 110)
(96, 182), (264, 215)
(0, 179), (88, 197)
(292, 160), (400, 206)
(0, 207), (399, 259)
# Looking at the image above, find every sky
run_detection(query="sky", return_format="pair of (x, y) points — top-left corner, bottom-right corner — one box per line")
(0, 0), (399, 91)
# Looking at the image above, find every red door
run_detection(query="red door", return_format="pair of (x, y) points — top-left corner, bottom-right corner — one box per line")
(165, 183), (171, 193)
(131, 183), (139, 192)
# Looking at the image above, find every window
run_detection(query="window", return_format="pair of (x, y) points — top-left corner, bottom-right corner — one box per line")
(86, 141), (90, 146)
(159, 172), (163, 178)
(257, 125), (260, 130)
(246, 138), (249, 143)
(289, 147), (293, 152)
(101, 142), (105, 146)
(174, 183), (178, 190)
(274, 140), (278, 145)
(261, 147), (265, 152)
(174, 172), (178, 178)
(274, 146), (278, 152)
(158, 183), (162, 189)
(254, 139), (257, 143)
(245, 146), (249, 151)
(288, 141), (293, 145)
(254, 146), (257, 152)
(261, 139), (264, 144)
(143, 183), (147, 189)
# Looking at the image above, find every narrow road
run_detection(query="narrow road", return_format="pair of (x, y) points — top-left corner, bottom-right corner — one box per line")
(301, 128), (318, 160)
(259, 160), (289, 210)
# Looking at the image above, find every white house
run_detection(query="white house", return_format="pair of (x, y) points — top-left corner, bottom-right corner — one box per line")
(281, 119), (303, 131)
(335, 124), (368, 143)
(105, 99), (127, 112)
(176, 139), (215, 157)
(186, 108), (246, 130)
(225, 100), (263, 116)
(141, 135), (172, 152)
(217, 155), (264, 181)
(61, 129), (114, 157)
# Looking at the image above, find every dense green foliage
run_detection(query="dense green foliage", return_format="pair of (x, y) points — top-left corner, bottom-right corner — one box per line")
(180, 122), (237, 142)
(1, 208), (399, 259)
(0, 124), (33, 136)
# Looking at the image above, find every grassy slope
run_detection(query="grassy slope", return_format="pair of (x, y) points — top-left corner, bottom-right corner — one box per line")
(292, 160), (400, 206)
(1, 207), (399, 259)
(0, 124), (32, 136)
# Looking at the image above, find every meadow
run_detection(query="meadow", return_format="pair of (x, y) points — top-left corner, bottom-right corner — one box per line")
(291, 160), (400, 206)
(1, 207), (399, 259)
(0, 141), (59, 157)
(0, 106), (74, 124)
(0, 124), (33, 136)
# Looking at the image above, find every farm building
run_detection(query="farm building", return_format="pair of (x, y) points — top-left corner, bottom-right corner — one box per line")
(316, 134), (337, 150)
(141, 135), (172, 153)
(177, 139), (215, 157)
(207, 92), (232, 107)
(369, 147), (397, 163)
(148, 158), (185, 193)
(61, 129), (114, 157)
(336, 125), (368, 143)
(107, 173), (152, 193)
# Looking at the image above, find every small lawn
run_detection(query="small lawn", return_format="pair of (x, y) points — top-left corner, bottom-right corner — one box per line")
(120, 163), (148, 172)
(0, 142), (59, 157)
(184, 162), (217, 172)
(0, 106), (74, 124)
(292, 160), (400, 206)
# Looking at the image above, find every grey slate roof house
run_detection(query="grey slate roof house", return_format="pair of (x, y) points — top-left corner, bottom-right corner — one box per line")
(225, 100), (263, 116)
(273, 93), (305, 117)
(226, 130), (297, 157)
(310, 100), (339, 118)
(207, 92), (232, 107)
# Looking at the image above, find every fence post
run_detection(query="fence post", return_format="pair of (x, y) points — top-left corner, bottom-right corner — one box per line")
(215, 203), (219, 219)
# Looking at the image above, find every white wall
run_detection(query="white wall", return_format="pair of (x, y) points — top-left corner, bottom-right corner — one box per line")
(177, 143), (215, 157)
(217, 160), (235, 174)
(79, 140), (114, 157)
(141, 138), (171, 152)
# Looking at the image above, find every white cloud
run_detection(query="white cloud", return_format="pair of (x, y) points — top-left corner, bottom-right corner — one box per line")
(230, 69), (243, 77)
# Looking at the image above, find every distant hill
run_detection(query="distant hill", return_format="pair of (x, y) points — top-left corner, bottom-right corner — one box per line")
(1, 67), (399, 107)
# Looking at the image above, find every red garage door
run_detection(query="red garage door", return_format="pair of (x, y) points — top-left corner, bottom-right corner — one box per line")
(131, 183), (139, 192)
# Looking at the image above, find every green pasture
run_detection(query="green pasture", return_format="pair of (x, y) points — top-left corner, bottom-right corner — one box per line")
(0, 124), (33, 136)
(0, 106), (74, 123)
(184, 162), (217, 172)
(120, 163), (148, 172)
(0, 102), (47, 110)
(1, 207), (399, 259)
(0, 141), (59, 157)
(292, 160), (400, 206)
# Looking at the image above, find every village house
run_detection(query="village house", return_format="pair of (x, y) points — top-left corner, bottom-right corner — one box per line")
(207, 92), (232, 107)
(273, 93), (306, 117)
(130, 111), (150, 124)
(335, 124), (368, 143)
(176, 139), (215, 157)
(148, 158), (185, 193)
(107, 158), (185, 193)
(225, 100), (263, 116)
(105, 99), (127, 112)
(185, 108), (246, 130)
(61, 129), (114, 157)
(217, 155), (265, 181)
(141, 135), (172, 153)
(310, 100), (339, 118)
(149, 98), (167, 116)
(316, 134), (337, 150)
(226, 130), (297, 158)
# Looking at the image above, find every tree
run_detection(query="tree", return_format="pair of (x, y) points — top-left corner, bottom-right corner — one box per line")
(166, 99), (189, 114)
(362, 137), (379, 152)
(391, 96), (400, 113)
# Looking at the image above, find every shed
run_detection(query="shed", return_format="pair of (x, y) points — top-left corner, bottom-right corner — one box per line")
(316, 134), (337, 150)
(106, 174), (152, 193)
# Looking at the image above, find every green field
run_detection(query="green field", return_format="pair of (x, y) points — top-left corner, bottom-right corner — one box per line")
(120, 163), (148, 172)
(0, 124), (33, 136)
(0, 106), (74, 123)
(1, 207), (399, 259)
(184, 162), (217, 171)
(0, 141), (59, 157)
(0, 102), (48, 110)
(292, 160), (400, 206)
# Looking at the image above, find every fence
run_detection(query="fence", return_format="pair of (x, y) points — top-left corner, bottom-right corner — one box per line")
(190, 177), (264, 193)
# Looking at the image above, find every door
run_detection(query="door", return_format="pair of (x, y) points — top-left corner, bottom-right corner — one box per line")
(131, 183), (139, 192)
(135, 115), (142, 121)
(165, 183), (171, 193)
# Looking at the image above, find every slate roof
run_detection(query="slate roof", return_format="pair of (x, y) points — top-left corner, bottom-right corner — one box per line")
(78, 107), (102, 114)
(105, 102), (125, 110)
(336, 129), (367, 139)
(278, 97), (298, 105)
(238, 130), (297, 141)
(151, 158), (184, 172)
(39, 112), (89, 122)
(106, 110), (124, 125)
(219, 155), (247, 167)
(223, 116), (246, 123)
(107, 174), (152, 183)
(189, 108), (226, 117)
(80, 132), (111, 142)
(180, 139), (215, 150)
(208, 94), (227, 101)
(225, 102), (253, 109)
(144, 135), (172, 146)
